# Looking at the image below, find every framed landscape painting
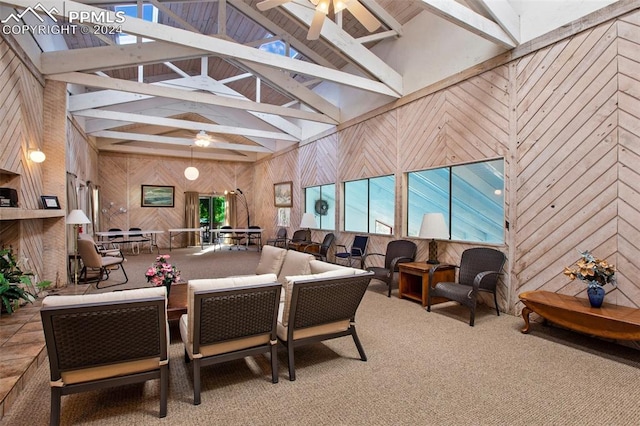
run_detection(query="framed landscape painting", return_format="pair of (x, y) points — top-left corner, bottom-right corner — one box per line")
(141, 185), (175, 207)
(274, 181), (292, 207)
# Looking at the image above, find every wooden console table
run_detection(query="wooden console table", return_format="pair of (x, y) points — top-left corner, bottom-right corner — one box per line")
(519, 290), (640, 340)
(398, 262), (455, 307)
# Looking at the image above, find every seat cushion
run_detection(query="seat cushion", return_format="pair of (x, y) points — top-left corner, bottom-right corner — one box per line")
(433, 281), (473, 303)
(277, 250), (315, 283)
(255, 245), (287, 275)
(58, 357), (162, 386)
(277, 320), (350, 341)
(309, 260), (356, 274)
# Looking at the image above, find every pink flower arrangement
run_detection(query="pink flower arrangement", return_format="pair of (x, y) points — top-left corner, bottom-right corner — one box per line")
(145, 255), (180, 287)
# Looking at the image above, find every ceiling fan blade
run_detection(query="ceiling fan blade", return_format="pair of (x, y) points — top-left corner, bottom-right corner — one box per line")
(307, 9), (326, 40)
(346, 1), (381, 32)
(256, 0), (291, 12)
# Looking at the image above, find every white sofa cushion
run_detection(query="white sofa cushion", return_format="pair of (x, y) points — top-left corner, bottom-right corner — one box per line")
(277, 250), (315, 284)
(42, 287), (167, 308)
(185, 273), (278, 344)
(281, 268), (356, 327)
(255, 245), (287, 275)
(309, 260), (357, 274)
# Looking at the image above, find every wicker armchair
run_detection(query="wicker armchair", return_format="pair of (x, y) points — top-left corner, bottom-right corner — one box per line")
(364, 240), (417, 297)
(302, 232), (335, 262)
(180, 275), (281, 405)
(278, 271), (374, 381)
(40, 287), (169, 425)
(427, 247), (506, 326)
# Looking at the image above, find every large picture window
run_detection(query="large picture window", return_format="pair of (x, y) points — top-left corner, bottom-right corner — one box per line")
(344, 175), (395, 235)
(304, 184), (335, 230)
(407, 159), (504, 244)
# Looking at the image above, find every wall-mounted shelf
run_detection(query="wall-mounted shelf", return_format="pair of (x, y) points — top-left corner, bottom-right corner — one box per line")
(0, 208), (65, 221)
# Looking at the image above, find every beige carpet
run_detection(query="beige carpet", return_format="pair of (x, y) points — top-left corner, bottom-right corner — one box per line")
(3, 248), (640, 425)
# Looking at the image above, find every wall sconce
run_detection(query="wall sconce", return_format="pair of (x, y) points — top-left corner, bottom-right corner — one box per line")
(101, 202), (127, 223)
(29, 149), (46, 163)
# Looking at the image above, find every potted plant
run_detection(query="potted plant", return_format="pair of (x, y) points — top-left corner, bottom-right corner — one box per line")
(563, 250), (616, 308)
(0, 247), (50, 315)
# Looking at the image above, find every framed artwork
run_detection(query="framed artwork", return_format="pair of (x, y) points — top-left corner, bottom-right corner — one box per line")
(41, 195), (61, 209)
(274, 181), (293, 207)
(277, 208), (291, 227)
(141, 185), (175, 207)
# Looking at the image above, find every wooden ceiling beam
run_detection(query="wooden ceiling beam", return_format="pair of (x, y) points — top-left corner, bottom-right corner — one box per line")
(6, 0), (399, 97)
(75, 109), (299, 141)
(415, 0), (517, 49)
(97, 143), (259, 162)
(475, 0), (520, 44)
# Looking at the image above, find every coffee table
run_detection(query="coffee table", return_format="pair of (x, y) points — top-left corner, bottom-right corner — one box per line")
(167, 283), (187, 322)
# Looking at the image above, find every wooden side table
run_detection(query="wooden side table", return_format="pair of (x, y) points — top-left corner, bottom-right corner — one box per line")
(398, 262), (456, 307)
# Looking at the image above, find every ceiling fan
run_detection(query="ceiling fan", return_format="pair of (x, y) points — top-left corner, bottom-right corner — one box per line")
(257, 0), (381, 40)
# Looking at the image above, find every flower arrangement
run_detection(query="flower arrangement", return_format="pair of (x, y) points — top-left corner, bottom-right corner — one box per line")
(563, 250), (616, 290)
(145, 255), (180, 287)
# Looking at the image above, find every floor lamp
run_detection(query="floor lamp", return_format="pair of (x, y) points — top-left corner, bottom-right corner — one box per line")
(66, 209), (91, 291)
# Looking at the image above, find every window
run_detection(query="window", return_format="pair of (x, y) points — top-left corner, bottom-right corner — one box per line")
(407, 159), (504, 244)
(259, 37), (299, 59)
(304, 184), (335, 230)
(115, 4), (157, 45)
(344, 176), (395, 235)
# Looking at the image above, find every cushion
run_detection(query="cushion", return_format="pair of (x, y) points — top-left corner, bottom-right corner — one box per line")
(281, 269), (356, 327)
(277, 250), (315, 284)
(255, 245), (287, 275)
(309, 260), (356, 274)
(186, 273), (278, 343)
(42, 286), (166, 308)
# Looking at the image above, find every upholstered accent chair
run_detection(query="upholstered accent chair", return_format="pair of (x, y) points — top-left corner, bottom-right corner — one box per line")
(40, 287), (169, 425)
(77, 237), (128, 289)
(180, 274), (281, 405)
(335, 235), (369, 268)
(365, 240), (417, 297)
(427, 247), (506, 326)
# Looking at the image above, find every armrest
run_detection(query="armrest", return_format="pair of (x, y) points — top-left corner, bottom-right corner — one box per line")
(389, 256), (414, 271)
(335, 244), (348, 253)
(472, 270), (502, 291)
(362, 252), (384, 268)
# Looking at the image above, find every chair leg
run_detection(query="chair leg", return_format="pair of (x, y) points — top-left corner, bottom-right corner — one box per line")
(95, 263), (128, 289)
(493, 291), (500, 316)
(287, 344), (296, 381)
(351, 327), (367, 361)
(469, 300), (477, 327)
(270, 343), (279, 384)
(50, 388), (61, 426)
(159, 364), (168, 418)
(193, 358), (201, 405)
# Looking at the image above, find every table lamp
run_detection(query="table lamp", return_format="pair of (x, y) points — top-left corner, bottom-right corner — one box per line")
(419, 213), (449, 264)
(300, 212), (317, 241)
(66, 209), (91, 290)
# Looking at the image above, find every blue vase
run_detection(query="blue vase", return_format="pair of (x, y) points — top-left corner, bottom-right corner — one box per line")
(587, 285), (605, 308)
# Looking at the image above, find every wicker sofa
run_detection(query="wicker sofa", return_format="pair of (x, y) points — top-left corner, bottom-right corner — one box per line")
(180, 244), (373, 385)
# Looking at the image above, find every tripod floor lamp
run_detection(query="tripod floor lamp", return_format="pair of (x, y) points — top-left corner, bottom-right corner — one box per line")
(66, 209), (91, 290)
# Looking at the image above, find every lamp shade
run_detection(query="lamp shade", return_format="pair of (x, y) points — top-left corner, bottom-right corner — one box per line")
(300, 212), (317, 229)
(66, 209), (91, 225)
(184, 166), (199, 180)
(419, 213), (449, 239)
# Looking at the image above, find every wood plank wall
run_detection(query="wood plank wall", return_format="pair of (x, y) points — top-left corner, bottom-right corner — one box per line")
(98, 152), (253, 248)
(255, 9), (640, 314)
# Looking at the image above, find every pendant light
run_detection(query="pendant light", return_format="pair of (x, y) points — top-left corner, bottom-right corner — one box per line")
(184, 146), (199, 180)
(194, 130), (212, 147)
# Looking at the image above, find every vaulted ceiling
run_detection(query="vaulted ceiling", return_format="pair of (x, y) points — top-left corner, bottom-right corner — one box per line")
(2, 0), (522, 162)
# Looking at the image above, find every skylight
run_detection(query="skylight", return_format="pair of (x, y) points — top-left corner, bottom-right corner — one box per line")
(259, 37), (299, 59)
(115, 4), (158, 45)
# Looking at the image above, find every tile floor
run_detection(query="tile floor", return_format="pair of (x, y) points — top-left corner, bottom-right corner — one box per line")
(0, 284), (91, 421)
